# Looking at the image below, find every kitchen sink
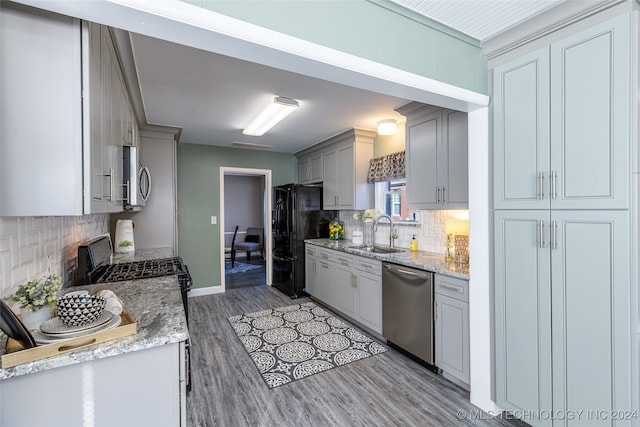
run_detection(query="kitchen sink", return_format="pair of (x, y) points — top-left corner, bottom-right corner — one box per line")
(348, 245), (406, 254)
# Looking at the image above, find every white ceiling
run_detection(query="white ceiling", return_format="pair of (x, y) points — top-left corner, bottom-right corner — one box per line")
(130, 1), (563, 154)
(391, 0), (565, 41)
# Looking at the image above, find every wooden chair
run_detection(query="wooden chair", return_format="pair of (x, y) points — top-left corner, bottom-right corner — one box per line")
(224, 225), (239, 267)
(234, 227), (263, 261)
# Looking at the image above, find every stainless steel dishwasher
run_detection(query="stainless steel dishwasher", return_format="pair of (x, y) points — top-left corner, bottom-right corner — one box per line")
(382, 262), (434, 366)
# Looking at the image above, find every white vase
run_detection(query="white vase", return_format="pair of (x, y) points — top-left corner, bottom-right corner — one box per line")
(20, 305), (54, 331)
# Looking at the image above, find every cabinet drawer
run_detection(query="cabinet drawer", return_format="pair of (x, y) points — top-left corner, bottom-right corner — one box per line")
(305, 245), (318, 257)
(334, 252), (354, 268)
(355, 257), (381, 275)
(316, 248), (335, 263)
(435, 275), (468, 302)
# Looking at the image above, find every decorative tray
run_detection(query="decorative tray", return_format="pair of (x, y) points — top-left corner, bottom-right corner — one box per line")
(1, 310), (136, 369)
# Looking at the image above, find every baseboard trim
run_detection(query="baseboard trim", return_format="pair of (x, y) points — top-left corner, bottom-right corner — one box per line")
(188, 286), (225, 297)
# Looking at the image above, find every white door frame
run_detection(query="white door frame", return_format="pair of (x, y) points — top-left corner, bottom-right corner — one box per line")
(220, 167), (272, 292)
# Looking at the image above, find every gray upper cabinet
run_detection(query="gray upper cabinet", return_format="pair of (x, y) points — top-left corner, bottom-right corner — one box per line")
(297, 150), (323, 184)
(0, 3), (135, 216)
(493, 48), (550, 210)
(0, 3), (84, 216)
(321, 129), (375, 211)
(494, 14), (630, 210)
(396, 103), (468, 210)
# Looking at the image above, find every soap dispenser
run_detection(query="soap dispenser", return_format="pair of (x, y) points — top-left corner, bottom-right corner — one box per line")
(410, 235), (418, 251)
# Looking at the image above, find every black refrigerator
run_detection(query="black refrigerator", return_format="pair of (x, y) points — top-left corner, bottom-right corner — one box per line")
(272, 184), (334, 298)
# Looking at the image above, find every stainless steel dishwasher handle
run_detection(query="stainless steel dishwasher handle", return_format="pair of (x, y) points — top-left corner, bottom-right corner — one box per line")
(384, 264), (430, 280)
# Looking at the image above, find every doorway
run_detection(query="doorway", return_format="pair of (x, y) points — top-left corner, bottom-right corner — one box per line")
(219, 167), (272, 292)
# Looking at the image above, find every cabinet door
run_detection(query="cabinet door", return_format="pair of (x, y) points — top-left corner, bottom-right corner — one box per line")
(317, 259), (334, 306)
(494, 210), (552, 426)
(550, 210), (630, 422)
(550, 15), (630, 210)
(323, 149), (338, 209)
(355, 270), (382, 333)
(304, 250), (317, 297)
(442, 110), (468, 208)
(87, 22), (106, 212)
(406, 111), (440, 209)
(434, 293), (469, 385)
(309, 152), (323, 183)
(333, 264), (356, 318)
(336, 143), (355, 209)
(298, 156), (310, 184)
(493, 47), (550, 210)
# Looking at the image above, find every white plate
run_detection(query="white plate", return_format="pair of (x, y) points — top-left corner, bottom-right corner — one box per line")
(40, 311), (114, 336)
(33, 315), (122, 344)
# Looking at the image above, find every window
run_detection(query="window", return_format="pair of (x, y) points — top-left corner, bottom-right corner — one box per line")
(374, 179), (419, 222)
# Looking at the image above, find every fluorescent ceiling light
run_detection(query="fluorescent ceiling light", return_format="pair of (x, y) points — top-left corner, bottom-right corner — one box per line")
(243, 96), (300, 136)
(377, 119), (397, 135)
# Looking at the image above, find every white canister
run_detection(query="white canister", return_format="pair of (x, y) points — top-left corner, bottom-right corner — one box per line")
(352, 229), (364, 245)
(114, 219), (135, 253)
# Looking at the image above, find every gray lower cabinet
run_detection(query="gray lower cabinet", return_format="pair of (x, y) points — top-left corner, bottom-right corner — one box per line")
(434, 274), (469, 388)
(306, 244), (382, 334)
(395, 103), (468, 210)
(494, 210), (630, 427)
(304, 245), (318, 296)
(0, 342), (187, 427)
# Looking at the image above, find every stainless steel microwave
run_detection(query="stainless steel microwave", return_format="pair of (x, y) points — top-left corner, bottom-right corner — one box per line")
(123, 146), (151, 210)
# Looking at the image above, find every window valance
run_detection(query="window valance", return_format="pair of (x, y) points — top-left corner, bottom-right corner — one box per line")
(367, 151), (406, 183)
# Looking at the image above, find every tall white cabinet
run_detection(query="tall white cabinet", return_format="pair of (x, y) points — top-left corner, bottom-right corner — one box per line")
(492, 11), (634, 426)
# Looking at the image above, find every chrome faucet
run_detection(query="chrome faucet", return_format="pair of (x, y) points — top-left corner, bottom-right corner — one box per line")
(373, 215), (399, 248)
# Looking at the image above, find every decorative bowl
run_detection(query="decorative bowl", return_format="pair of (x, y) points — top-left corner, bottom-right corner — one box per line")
(56, 294), (106, 327)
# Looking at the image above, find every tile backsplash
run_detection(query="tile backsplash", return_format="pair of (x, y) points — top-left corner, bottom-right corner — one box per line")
(339, 210), (467, 254)
(0, 214), (109, 300)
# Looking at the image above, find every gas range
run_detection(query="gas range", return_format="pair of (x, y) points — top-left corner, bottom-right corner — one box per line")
(76, 236), (192, 323)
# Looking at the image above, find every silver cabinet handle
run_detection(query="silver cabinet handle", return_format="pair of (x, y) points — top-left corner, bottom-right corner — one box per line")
(551, 220), (557, 250)
(551, 170), (557, 200)
(439, 283), (463, 293)
(436, 187), (441, 203)
(539, 220), (545, 249)
(538, 171), (544, 200)
(442, 186), (446, 203)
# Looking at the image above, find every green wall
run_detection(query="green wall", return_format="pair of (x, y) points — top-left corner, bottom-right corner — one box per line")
(181, 0), (487, 94)
(177, 144), (297, 289)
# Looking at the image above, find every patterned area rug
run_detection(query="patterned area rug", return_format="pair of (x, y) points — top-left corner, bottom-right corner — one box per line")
(228, 302), (387, 388)
(225, 261), (262, 275)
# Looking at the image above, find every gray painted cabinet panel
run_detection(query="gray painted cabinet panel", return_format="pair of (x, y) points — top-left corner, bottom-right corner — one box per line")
(400, 104), (468, 210)
(550, 14), (630, 210)
(434, 274), (470, 387)
(494, 210), (552, 427)
(550, 210), (631, 423)
(494, 14), (630, 211)
(493, 47), (550, 210)
(406, 110), (440, 207)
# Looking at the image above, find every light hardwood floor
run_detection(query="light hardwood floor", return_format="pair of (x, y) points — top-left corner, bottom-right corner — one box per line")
(186, 285), (527, 427)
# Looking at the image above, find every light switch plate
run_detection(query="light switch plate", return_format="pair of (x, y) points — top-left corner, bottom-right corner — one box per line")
(211, 216), (217, 225)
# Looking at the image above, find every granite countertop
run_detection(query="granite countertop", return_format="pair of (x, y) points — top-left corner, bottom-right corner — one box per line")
(112, 247), (175, 263)
(305, 238), (470, 280)
(0, 275), (189, 380)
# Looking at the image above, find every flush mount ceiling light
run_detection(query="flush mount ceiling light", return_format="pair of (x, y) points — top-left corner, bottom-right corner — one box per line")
(377, 119), (397, 135)
(242, 96), (300, 136)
